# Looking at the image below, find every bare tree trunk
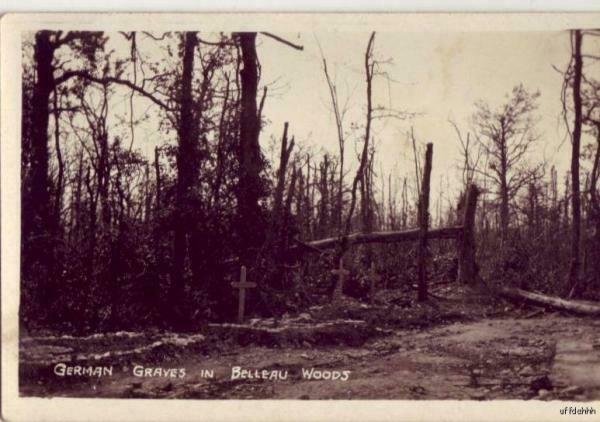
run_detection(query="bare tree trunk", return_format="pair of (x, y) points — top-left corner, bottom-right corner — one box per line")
(211, 75), (231, 207)
(97, 86), (111, 231)
(411, 127), (421, 197)
(152, 146), (163, 303)
(84, 166), (98, 284)
(269, 123), (295, 288)
(273, 122), (293, 226)
(321, 58), (346, 233)
(564, 173), (571, 230)
(388, 173), (396, 230)
(499, 132), (510, 236)
(26, 31), (56, 314)
(237, 32), (266, 267)
(360, 149), (376, 270)
(108, 145), (126, 326)
(417, 143), (433, 301)
(401, 177), (408, 228)
(282, 166), (298, 267)
(304, 155), (312, 237)
(154, 146), (161, 218)
(52, 86), (64, 235)
(318, 155), (331, 237)
(568, 29), (583, 297)
(345, 32), (375, 235)
(171, 31), (198, 325)
(69, 148), (84, 245)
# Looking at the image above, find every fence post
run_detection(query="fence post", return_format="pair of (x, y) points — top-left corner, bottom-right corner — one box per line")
(458, 184), (480, 285)
(417, 143), (433, 301)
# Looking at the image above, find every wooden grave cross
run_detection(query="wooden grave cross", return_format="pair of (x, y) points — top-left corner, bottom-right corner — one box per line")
(331, 256), (350, 301)
(369, 263), (382, 305)
(231, 265), (257, 323)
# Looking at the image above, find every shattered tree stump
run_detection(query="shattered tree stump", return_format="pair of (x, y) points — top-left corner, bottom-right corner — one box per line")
(457, 184), (480, 285)
(231, 266), (257, 323)
(417, 143), (433, 302)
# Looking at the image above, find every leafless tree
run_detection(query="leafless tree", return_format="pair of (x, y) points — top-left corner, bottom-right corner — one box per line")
(472, 84), (542, 236)
(345, 32), (376, 235)
(321, 57), (351, 234)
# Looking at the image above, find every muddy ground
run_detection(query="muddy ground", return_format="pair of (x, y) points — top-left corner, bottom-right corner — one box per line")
(19, 286), (600, 400)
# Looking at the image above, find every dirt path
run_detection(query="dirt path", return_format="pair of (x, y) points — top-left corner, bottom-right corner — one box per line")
(20, 315), (600, 400)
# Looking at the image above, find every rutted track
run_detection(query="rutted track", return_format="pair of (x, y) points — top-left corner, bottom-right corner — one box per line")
(19, 315), (600, 400)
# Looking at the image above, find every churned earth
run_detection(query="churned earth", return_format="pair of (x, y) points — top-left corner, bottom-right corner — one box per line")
(19, 287), (600, 400)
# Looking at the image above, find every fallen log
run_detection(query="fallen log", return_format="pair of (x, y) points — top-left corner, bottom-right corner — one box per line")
(298, 226), (463, 252)
(498, 287), (600, 316)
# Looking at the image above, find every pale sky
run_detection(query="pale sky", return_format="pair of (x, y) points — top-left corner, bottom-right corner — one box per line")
(257, 30), (599, 205)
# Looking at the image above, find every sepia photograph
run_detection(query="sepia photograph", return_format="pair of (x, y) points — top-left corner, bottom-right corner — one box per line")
(2, 11), (600, 421)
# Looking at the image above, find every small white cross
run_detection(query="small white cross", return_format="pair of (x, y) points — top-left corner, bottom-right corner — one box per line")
(231, 266), (257, 323)
(331, 256), (350, 300)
